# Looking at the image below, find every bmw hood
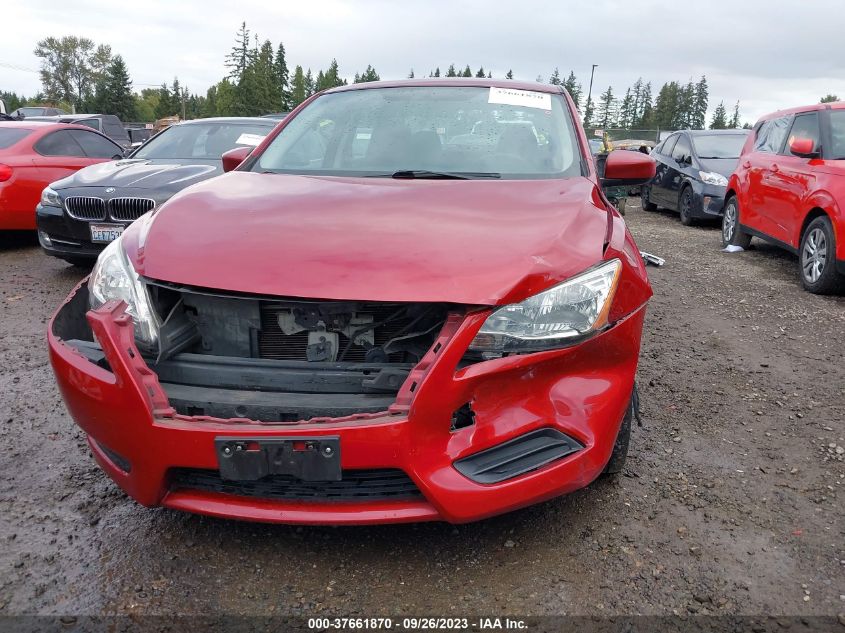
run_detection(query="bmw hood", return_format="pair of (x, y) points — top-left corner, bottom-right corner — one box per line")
(123, 172), (615, 306)
(52, 158), (221, 195)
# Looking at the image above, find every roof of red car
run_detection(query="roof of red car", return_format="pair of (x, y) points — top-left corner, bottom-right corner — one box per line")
(326, 77), (565, 95)
(758, 101), (845, 122)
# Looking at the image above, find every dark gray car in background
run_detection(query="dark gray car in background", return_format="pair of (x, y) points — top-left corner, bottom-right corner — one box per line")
(36, 117), (276, 265)
(641, 129), (749, 225)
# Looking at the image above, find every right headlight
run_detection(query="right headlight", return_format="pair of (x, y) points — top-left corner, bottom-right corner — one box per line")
(40, 186), (62, 207)
(88, 237), (160, 349)
(468, 259), (621, 357)
(699, 171), (728, 186)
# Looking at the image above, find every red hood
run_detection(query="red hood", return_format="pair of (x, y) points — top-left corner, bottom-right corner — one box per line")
(126, 172), (609, 305)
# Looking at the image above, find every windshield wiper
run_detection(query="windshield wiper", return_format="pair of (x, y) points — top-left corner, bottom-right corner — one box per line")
(390, 169), (500, 180)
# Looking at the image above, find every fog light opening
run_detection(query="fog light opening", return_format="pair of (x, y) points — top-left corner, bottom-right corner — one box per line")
(450, 402), (476, 432)
(39, 231), (53, 247)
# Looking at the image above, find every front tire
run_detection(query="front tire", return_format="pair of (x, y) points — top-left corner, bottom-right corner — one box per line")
(603, 393), (634, 476)
(679, 186), (695, 226)
(721, 196), (751, 249)
(800, 216), (843, 294)
(641, 185), (657, 211)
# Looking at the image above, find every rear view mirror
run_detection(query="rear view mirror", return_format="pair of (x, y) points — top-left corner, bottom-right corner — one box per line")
(789, 137), (818, 158)
(222, 146), (252, 172)
(601, 150), (656, 187)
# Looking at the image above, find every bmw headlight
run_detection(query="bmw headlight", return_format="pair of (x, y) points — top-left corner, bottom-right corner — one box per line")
(88, 237), (159, 348)
(699, 171), (728, 186)
(40, 186), (62, 207)
(469, 259), (622, 356)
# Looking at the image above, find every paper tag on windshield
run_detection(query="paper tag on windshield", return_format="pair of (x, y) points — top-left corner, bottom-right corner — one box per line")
(236, 133), (266, 146)
(488, 87), (551, 110)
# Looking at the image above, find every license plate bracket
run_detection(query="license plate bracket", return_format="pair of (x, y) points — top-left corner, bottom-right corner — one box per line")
(90, 223), (125, 243)
(215, 436), (341, 481)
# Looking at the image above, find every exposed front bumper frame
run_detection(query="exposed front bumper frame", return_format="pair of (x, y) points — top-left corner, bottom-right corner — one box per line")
(49, 280), (646, 524)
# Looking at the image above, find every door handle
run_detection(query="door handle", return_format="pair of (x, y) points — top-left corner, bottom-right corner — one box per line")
(742, 160), (751, 168)
(771, 163), (779, 173)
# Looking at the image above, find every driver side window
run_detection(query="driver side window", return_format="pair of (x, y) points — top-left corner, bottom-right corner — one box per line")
(671, 135), (691, 163)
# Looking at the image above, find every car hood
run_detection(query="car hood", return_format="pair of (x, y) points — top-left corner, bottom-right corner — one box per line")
(53, 158), (220, 193)
(698, 157), (739, 178)
(126, 172), (610, 305)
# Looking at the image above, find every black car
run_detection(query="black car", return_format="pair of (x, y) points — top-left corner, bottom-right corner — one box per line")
(26, 114), (131, 148)
(642, 129), (749, 225)
(10, 106), (67, 117)
(36, 117), (276, 265)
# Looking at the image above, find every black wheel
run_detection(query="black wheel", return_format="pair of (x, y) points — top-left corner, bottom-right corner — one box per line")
(641, 185), (657, 211)
(720, 195), (751, 249)
(62, 256), (94, 268)
(799, 216), (844, 294)
(603, 392), (634, 476)
(678, 186), (695, 226)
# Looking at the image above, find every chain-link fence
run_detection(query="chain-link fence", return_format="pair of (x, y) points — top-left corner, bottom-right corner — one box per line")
(584, 127), (678, 144)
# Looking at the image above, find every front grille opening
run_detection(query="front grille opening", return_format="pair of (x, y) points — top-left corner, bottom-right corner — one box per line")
(450, 402), (476, 432)
(108, 197), (155, 221)
(65, 196), (107, 221)
(169, 468), (422, 502)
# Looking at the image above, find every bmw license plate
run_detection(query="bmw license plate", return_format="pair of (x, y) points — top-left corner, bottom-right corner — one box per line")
(90, 223), (125, 243)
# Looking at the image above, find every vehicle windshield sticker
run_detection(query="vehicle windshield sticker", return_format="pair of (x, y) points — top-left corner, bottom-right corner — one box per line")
(236, 133), (266, 146)
(488, 87), (551, 110)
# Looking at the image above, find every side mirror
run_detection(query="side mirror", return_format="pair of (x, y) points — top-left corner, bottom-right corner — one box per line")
(222, 146), (252, 172)
(789, 137), (818, 158)
(601, 149), (656, 187)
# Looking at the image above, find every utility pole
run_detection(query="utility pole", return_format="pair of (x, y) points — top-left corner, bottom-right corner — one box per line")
(586, 63), (598, 126)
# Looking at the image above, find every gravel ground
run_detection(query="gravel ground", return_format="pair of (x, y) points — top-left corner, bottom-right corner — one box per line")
(0, 201), (843, 620)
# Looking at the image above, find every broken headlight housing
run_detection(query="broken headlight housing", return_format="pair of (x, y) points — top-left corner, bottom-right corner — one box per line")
(468, 259), (621, 356)
(88, 237), (159, 348)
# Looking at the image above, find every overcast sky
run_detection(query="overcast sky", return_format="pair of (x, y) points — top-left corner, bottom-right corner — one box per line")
(3, 0), (844, 123)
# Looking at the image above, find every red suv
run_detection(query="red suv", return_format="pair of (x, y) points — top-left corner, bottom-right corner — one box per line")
(721, 102), (845, 293)
(48, 79), (655, 524)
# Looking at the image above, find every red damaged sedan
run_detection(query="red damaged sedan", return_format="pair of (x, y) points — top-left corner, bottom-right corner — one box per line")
(48, 79), (656, 524)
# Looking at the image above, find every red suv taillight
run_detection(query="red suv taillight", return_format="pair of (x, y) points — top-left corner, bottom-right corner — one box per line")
(0, 164), (12, 182)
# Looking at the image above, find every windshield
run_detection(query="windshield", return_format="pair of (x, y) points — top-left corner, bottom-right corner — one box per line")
(133, 121), (273, 160)
(829, 110), (845, 159)
(254, 86), (582, 179)
(692, 134), (748, 159)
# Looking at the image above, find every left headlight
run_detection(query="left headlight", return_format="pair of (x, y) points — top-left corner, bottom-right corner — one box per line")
(468, 259), (622, 356)
(699, 171), (728, 186)
(88, 237), (159, 349)
(40, 186), (62, 207)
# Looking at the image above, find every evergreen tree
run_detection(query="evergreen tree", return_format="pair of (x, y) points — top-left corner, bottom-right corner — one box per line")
(462, 65), (472, 77)
(637, 82), (653, 128)
(691, 75), (708, 129)
(709, 101), (728, 129)
(475, 66), (485, 78)
(215, 78), (237, 116)
(728, 101), (741, 128)
(433, 67), (441, 77)
(563, 71), (581, 109)
(98, 55), (135, 120)
(597, 86), (616, 129)
(305, 68), (314, 96)
(618, 88), (634, 129)
(355, 65), (380, 82)
(226, 22), (252, 82)
(290, 65), (307, 106)
(535, 74), (543, 82)
(153, 84), (170, 118)
(203, 84), (218, 117)
(487, 70), (492, 78)
(820, 94), (839, 103)
(506, 69), (513, 79)
(274, 42), (289, 110)
(549, 68), (561, 85)
(445, 64), (456, 77)
(653, 81), (680, 130)
(408, 68), (415, 79)
(583, 96), (594, 127)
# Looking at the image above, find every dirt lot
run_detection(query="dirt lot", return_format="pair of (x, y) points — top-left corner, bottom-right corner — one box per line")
(0, 202), (843, 621)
